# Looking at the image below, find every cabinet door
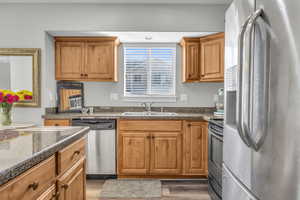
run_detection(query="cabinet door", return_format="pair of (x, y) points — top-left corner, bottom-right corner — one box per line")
(184, 121), (208, 175)
(44, 119), (70, 126)
(118, 132), (150, 175)
(85, 41), (115, 80)
(55, 41), (85, 80)
(184, 41), (201, 82)
(200, 33), (224, 82)
(36, 185), (56, 200)
(150, 132), (182, 175)
(58, 158), (86, 200)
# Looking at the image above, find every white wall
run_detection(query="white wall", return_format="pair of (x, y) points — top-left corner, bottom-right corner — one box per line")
(0, 3), (226, 124)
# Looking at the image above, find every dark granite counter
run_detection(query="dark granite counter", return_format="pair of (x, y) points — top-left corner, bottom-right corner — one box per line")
(42, 112), (216, 121)
(0, 126), (89, 186)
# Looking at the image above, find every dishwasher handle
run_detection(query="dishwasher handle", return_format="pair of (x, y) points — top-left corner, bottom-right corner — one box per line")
(72, 119), (116, 130)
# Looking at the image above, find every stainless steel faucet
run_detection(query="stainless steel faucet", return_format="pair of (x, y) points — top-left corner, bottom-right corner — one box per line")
(141, 102), (153, 112)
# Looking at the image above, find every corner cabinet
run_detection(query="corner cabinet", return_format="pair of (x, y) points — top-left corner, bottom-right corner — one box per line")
(181, 33), (224, 83)
(117, 119), (208, 178)
(55, 37), (119, 82)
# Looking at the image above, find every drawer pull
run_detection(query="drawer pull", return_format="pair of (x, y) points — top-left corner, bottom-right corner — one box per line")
(62, 184), (69, 189)
(72, 150), (80, 159)
(28, 182), (39, 190)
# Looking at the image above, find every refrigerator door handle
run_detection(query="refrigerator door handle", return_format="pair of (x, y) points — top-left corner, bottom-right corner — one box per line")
(236, 14), (253, 147)
(244, 8), (269, 151)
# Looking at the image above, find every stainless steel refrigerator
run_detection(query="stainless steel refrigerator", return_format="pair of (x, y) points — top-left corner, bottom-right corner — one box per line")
(223, 0), (300, 199)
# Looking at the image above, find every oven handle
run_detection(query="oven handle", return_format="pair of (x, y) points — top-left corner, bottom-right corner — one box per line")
(209, 130), (223, 141)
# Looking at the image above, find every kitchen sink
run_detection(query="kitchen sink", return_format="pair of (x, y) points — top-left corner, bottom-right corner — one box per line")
(121, 111), (178, 116)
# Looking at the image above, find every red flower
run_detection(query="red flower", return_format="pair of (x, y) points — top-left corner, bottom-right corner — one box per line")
(24, 95), (32, 100)
(13, 95), (19, 102)
(6, 94), (14, 104)
(0, 95), (3, 103)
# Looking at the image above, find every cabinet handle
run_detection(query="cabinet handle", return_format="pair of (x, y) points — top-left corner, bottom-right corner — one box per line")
(54, 124), (59, 126)
(62, 184), (69, 189)
(188, 123), (191, 127)
(151, 136), (155, 139)
(73, 150), (80, 156)
(80, 73), (84, 77)
(146, 135), (151, 139)
(85, 74), (88, 77)
(28, 182), (39, 190)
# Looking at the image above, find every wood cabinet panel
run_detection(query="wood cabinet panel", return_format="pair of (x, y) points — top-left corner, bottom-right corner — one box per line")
(118, 132), (150, 175)
(183, 121), (208, 175)
(44, 119), (70, 126)
(119, 120), (182, 132)
(0, 156), (56, 200)
(58, 158), (86, 200)
(58, 137), (86, 174)
(55, 42), (84, 80)
(55, 37), (118, 82)
(200, 33), (224, 82)
(181, 38), (201, 82)
(85, 41), (115, 80)
(150, 132), (182, 175)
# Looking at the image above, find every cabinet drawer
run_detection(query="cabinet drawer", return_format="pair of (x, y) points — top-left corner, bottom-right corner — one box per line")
(44, 119), (70, 126)
(58, 137), (86, 174)
(36, 184), (56, 200)
(119, 120), (182, 132)
(0, 156), (56, 200)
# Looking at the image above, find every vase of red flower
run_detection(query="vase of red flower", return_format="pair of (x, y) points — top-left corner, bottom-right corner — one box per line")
(0, 90), (20, 126)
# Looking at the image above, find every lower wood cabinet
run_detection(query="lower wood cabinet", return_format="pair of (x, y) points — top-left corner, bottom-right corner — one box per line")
(57, 158), (86, 200)
(150, 132), (182, 175)
(118, 132), (150, 175)
(0, 138), (86, 200)
(118, 119), (208, 178)
(44, 119), (70, 126)
(183, 121), (208, 176)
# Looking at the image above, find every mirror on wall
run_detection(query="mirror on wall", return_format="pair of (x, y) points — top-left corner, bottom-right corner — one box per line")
(57, 81), (84, 113)
(0, 48), (40, 107)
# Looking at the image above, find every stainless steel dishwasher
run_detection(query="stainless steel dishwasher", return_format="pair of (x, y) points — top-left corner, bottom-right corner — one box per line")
(72, 118), (116, 179)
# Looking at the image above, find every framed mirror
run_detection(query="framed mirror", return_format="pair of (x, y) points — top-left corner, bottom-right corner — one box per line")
(0, 48), (41, 107)
(57, 81), (84, 113)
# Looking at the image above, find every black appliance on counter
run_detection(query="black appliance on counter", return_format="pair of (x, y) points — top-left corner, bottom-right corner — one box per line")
(208, 119), (224, 200)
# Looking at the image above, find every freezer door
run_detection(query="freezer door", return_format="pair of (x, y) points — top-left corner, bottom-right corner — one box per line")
(223, 165), (258, 200)
(247, 0), (300, 200)
(224, 0), (255, 191)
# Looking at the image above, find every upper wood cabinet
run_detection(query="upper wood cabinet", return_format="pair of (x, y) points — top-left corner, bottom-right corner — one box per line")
(55, 37), (119, 82)
(183, 121), (208, 176)
(180, 33), (224, 83)
(181, 38), (201, 82)
(200, 33), (224, 82)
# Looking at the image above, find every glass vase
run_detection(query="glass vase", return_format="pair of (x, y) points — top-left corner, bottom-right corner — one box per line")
(0, 106), (12, 126)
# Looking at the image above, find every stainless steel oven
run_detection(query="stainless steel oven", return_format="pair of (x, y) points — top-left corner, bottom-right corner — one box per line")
(208, 119), (224, 200)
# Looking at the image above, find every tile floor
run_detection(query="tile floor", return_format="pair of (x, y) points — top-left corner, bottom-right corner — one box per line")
(86, 179), (211, 200)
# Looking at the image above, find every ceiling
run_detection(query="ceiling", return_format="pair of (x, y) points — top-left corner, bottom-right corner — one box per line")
(47, 31), (216, 43)
(0, 0), (231, 4)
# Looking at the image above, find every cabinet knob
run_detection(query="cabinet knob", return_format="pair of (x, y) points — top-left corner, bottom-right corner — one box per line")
(146, 135), (151, 139)
(62, 184), (69, 189)
(80, 73), (84, 77)
(72, 150), (80, 158)
(85, 74), (88, 77)
(188, 123), (191, 127)
(28, 182), (39, 190)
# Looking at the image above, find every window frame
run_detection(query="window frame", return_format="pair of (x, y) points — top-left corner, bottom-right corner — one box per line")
(123, 43), (177, 102)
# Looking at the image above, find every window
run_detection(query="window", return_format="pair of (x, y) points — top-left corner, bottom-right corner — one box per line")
(124, 44), (176, 99)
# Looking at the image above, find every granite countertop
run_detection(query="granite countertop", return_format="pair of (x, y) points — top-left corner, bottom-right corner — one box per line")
(0, 126), (89, 186)
(42, 112), (217, 121)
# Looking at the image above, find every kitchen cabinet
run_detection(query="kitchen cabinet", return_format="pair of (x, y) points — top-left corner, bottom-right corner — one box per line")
(181, 38), (201, 82)
(36, 185), (56, 200)
(118, 120), (183, 177)
(55, 37), (119, 82)
(183, 121), (208, 176)
(200, 33), (224, 82)
(57, 158), (86, 200)
(150, 132), (182, 175)
(180, 33), (224, 82)
(118, 132), (150, 175)
(44, 119), (70, 126)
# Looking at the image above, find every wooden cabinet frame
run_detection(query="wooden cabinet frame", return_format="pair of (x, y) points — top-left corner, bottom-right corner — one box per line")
(55, 37), (119, 82)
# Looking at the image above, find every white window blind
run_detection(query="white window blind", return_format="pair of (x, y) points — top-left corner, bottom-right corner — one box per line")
(124, 44), (176, 98)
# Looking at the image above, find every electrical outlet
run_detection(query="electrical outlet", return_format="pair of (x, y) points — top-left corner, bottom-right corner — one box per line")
(110, 93), (119, 100)
(180, 94), (188, 102)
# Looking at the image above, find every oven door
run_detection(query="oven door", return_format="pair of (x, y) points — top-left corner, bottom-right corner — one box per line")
(208, 128), (223, 186)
